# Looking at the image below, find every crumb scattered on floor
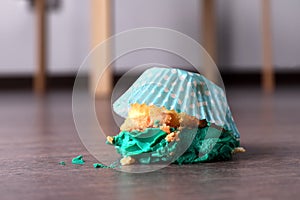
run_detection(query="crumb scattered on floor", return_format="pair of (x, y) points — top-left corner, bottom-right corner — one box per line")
(59, 161), (66, 165)
(72, 155), (85, 165)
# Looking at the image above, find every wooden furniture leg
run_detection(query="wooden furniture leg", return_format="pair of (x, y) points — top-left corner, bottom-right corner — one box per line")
(91, 0), (113, 98)
(262, 0), (275, 93)
(34, 0), (47, 94)
(202, 0), (217, 82)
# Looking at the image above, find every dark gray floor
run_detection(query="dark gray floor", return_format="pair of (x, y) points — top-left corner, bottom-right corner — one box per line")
(1, 87), (300, 200)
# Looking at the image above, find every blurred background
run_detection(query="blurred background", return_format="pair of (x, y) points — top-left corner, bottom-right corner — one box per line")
(1, 0), (300, 90)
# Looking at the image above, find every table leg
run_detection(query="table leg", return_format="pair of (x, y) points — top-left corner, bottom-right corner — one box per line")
(34, 0), (47, 94)
(90, 0), (112, 98)
(202, 0), (217, 82)
(262, 0), (275, 93)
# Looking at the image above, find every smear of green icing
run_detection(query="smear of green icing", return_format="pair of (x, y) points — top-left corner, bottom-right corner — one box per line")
(59, 161), (66, 165)
(93, 163), (109, 168)
(72, 155), (85, 165)
(93, 163), (117, 169)
(109, 126), (240, 164)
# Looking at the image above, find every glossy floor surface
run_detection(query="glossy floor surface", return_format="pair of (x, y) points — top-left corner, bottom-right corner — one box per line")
(1, 87), (300, 200)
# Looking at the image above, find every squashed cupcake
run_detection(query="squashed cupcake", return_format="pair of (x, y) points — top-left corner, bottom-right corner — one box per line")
(107, 67), (245, 165)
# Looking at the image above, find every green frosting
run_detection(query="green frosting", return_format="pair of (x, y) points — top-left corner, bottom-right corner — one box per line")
(93, 163), (109, 168)
(59, 161), (66, 165)
(109, 125), (240, 164)
(175, 127), (239, 164)
(112, 128), (167, 157)
(72, 155), (85, 165)
(111, 128), (180, 164)
(93, 163), (117, 169)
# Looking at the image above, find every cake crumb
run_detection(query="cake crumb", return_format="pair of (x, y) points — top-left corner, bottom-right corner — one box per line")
(232, 147), (246, 154)
(160, 125), (171, 134)
(107, 136), (114, 144)
(165, 131), (179, 142)
(120, 156), (135, 166)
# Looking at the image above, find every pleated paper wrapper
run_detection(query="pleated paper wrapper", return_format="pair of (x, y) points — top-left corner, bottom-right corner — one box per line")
(113, 67), (240, 139)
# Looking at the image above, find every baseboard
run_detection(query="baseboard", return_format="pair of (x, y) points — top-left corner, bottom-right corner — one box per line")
(0, 72), (299, 90)
(0, 76), (76, 90)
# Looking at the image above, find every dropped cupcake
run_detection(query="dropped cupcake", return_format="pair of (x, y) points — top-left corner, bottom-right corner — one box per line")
(107, 67), (245, 165)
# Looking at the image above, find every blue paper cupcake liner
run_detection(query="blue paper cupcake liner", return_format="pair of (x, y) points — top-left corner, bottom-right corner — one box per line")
(113, 67), (240, 139)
